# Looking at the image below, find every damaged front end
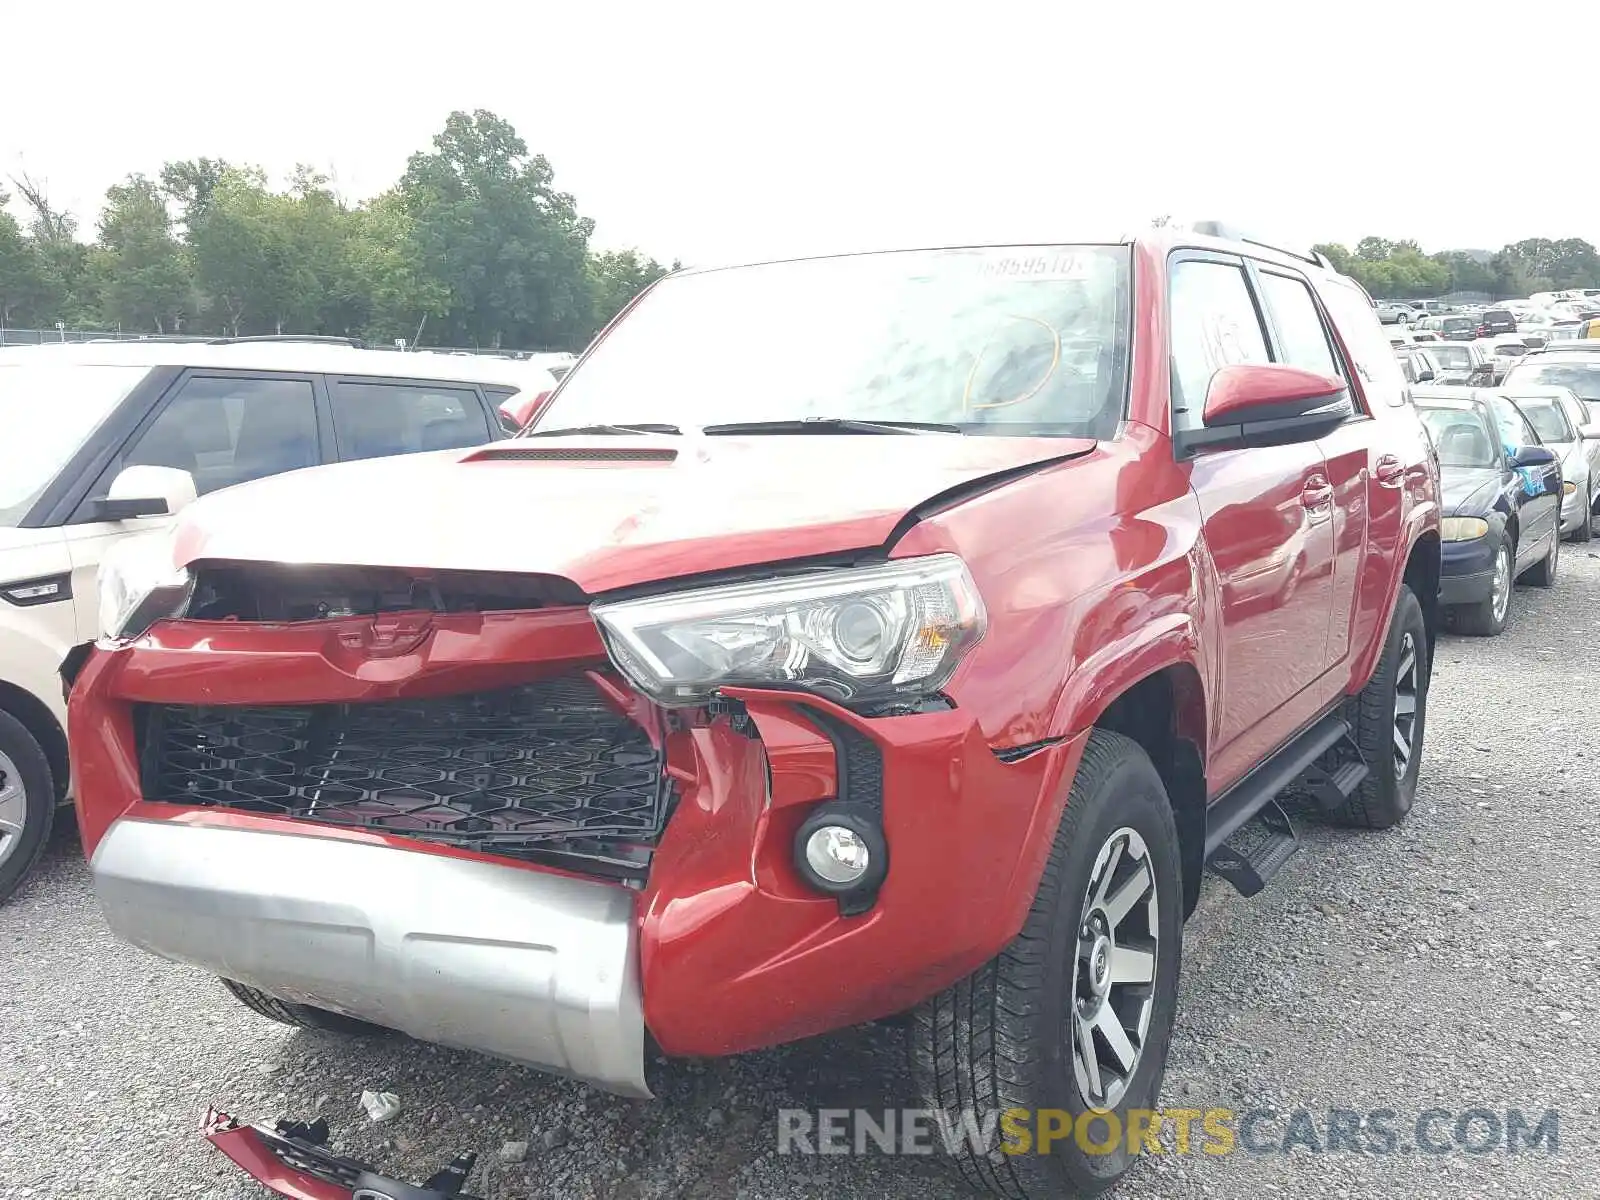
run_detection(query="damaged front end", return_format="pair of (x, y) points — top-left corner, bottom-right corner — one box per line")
(74, 552), (1080, 1095)
(203, 1108), (481, 1200)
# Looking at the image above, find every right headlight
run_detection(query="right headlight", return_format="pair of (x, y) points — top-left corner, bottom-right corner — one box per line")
(590, 553), (987, 708)
(1440, 516), (1490, 542)
(97, 533), (194, 645)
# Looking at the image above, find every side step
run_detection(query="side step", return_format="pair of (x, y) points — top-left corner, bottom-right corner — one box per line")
(1202, 711), (1369, 898)
(1206, 799), (1298, 897)
(1299, 757), (1370, 814)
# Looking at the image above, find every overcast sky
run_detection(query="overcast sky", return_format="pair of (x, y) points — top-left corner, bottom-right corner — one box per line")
(6, 2), (1598, 266)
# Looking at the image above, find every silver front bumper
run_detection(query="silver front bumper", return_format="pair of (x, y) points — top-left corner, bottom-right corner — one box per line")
(91, 819), (650, 1097)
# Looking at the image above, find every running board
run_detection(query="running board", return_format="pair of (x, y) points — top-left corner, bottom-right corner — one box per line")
(1203, 711), (1349, 858)
(1206, 799), (1298, 897)
(1201, 711), (1350, 897)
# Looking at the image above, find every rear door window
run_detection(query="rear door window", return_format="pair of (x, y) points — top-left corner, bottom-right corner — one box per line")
(1515, 397), (1574, 443)
(329, 380), (493, 462)
(1315, 277), (1411, 407)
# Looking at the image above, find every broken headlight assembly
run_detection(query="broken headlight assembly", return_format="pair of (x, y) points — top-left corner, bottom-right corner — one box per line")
(97, 532), (194, 645)
(591, 553), (986, 707)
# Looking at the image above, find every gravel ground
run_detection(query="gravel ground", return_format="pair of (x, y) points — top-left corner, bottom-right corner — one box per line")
(5, 553), (1600, 1200)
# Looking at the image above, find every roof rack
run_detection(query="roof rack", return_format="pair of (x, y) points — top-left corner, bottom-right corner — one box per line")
(1187, 220), (1330, 270)
(206, 334), (369, 349)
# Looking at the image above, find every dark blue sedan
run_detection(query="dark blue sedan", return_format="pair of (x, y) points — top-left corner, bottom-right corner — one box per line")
(1413, 388), (1564, 635)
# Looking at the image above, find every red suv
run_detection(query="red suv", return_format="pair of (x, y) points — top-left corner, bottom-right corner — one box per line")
(70, 229), (1440, 1199)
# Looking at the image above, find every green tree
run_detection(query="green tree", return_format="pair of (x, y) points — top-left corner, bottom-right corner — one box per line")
(160, 157), (232, 243)
(341, 190), (450, 342)
(191, 167), (315, 336)
(399, 109), (596, 349)
(0, 187), (50, 325)
(90, 174), (192, 333)
(587, 248), (672, 336)
(9, 173), (94, 324)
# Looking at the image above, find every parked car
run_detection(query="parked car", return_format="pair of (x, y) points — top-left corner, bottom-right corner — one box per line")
(1438, 315), (1480, 341)
(1476, 308), (1520, 337)
(0, 338), (532, 902)
(1414, 389), (1562, 635)
(1500, 388), (1600, 540)
(1377, 300), (1422, 325)
(66, 230), (1442, 1199)
(1502, 348), (1600, 422)
(1480, 336), (1535, 383)
(1417, 341), (1494, 386)
(1395, 345), (1442, 383)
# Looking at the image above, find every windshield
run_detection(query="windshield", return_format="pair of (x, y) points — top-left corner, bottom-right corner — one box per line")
(1514, 396), (1573, 442)
(533, 246), (1131, 438)
(0, 363), (149, 525)
(1419, 406), (1498, 468)
(1427, 344), (1472, 368)
(1502, 362), (1600, 401)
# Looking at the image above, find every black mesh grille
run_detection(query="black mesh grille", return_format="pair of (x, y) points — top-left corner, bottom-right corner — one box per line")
(139, 675), (672, 881)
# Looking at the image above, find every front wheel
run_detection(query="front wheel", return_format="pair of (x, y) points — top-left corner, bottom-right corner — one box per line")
(909, 730), (1183, 1198)
(1335, 585), (1429, 829)
(0, 710), (55, 905)
(1452, 537), (1512, 637)
(221, 980), (392, 1037)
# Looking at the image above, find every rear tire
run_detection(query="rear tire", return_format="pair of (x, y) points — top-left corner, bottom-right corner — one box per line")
(1526, 528), (1559, 586)
(1334, 585), (1429, 829)
(909, 730), (1183, 1198)
(0, 710), (56, 905)
(221, 979), (391, 1037)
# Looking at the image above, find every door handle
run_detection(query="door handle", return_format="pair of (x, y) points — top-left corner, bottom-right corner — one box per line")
(1375, 455), (1406, 486)
(1301, 475), (1334, 509)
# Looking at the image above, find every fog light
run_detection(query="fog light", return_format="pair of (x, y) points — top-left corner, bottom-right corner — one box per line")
(792, 803), (890, 910)
(805, 826), (871, 884)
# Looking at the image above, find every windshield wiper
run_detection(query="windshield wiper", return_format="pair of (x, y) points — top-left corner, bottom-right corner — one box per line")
(523, 423), (681, 438)
(701, 417), (964, 436)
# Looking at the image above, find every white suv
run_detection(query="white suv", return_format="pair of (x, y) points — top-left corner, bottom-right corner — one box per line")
(0, 338), (559, 900)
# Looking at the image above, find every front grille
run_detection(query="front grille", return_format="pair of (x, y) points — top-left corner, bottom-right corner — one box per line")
(139, 675), (672, 882)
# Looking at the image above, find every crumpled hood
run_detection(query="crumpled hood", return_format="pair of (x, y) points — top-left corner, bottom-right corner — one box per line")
(171, 435), (1093, 593)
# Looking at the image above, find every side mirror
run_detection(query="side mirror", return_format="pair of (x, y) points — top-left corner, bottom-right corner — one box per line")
(1510, 445), (1558, 468)
(1581, 423), (1600, 441)
(498, 388), (553, 434)
(1417, 369), (1436, 382)
(91, 465), (197, 521)
(1177, 364), (1351, 457)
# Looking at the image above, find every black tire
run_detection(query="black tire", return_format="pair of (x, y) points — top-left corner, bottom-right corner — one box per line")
(1451, 536), (1513, 637)
(1575, 482), (1593, 542)
(909, 730), (1183, 1198)
(1333, 585), (1429, 829)
(0, 709), (56, 905)
(221, 979), (391, 1037)
(1526, 527), (1559, 587)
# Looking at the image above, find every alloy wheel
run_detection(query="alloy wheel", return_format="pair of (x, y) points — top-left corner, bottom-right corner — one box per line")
(1393, 632), (1420, 780)
(0, 751), (26, 870)
(1490, 544), (1511, 624)
(1070, 827), (1160, 1110)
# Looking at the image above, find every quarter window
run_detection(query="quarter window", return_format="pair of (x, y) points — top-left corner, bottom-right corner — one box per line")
(1168, 260), (1271, 432)
(330, 381), (491, 462)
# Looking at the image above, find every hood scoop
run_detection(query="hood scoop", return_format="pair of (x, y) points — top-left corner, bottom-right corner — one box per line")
(465, 445), (678, 464)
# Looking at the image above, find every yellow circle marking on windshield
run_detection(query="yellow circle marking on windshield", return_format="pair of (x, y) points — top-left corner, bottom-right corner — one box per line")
(963, 315), (1062, 413)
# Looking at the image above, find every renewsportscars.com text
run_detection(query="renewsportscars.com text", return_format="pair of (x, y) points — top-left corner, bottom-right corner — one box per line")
(776, 1107), (1560, 1157)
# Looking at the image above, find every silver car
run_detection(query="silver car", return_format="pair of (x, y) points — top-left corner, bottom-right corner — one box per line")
(1501, 388), (1600, 541)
